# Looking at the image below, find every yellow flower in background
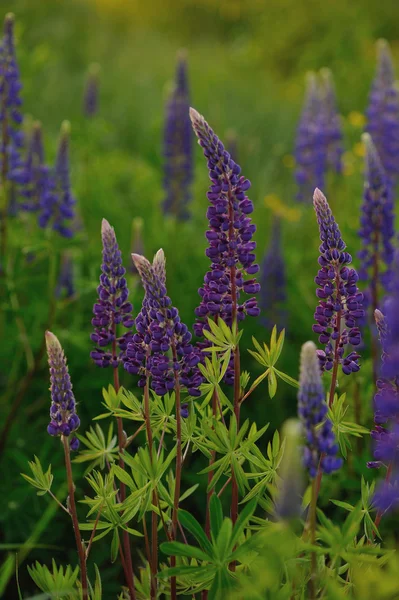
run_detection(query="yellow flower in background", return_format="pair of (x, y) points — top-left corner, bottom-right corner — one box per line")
(264, 194), (301, 222)
(282, 154), (295, 169)
(353, 141), (366, 157)
(348, 111), (366, 128)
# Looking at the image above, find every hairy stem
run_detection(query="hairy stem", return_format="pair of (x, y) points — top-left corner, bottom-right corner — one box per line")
(370, 228), (381, 384)
(144, 375), (157, 599)
(62, 437), (88, 600)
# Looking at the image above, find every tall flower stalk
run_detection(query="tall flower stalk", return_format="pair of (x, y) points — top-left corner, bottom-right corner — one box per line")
(190, 107), (260, 541)
(358, 134), (394, 380)
(260, 216), (286, 329)
(83, 63), (100, 118)
(90, 219), (136, 599)
(0, 13), (24, 263)
(45, 332), (88, 600)
(365, 40), (399, 184)
(162, 51), (193, 220)
(368, 254), (399, 524)
(298, 340), (341, 598)
(125, 249), (201, 599)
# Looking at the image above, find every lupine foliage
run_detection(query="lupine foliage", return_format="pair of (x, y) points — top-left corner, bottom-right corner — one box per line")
(2, 5), (399, 600)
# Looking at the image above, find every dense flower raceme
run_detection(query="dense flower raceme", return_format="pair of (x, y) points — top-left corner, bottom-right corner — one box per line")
(189, 107), (260, 339)
(365, 40), (399, 182)
(298, 341), (342, 477)
(312, 189), (364, 375)
(45, 331), (80, 451)
(124, 249), (202, 399)
(368, 257), (399, 513)
(38, 122), (77, 238)
(83, 63), (100, 118)
(260, 216), (286, 328)
(295, 70), (343, 202)
(55, 251), (75, 299)
(0, 13), (24, 182)
(358, 134), (395, 307)
(162, 52), (193, 220)
(91, 219), (134, 368)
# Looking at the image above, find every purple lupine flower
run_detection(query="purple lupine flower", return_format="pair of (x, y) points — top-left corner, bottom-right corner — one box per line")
(312, 189), (364, 375)
(162, 51), (193, 220)
(320, 68), (343, 174)
(190, 107), (260, 342)
(295, 73), (324, 203)
(295, 71), (343, 202)
(10, 121), (51, 214)
(260, 217), (286, 328)
(365, 40), (399, 182)
(368, 260), (399, 513)
(180, 403), (189, 419)
(38, 121), (76, 238)
(0, 13), (24, 182)
(83, 63), (100, 118)
(298, 341), (342, 478)
(124, 250), (202, 397)
(90, 219), (134, 368)
(55, 252), (75, 299)
(45, 331), (80, 450)
(358, 134), (395, 310)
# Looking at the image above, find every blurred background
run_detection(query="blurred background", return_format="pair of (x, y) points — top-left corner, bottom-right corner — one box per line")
(1, 0), (399, 596)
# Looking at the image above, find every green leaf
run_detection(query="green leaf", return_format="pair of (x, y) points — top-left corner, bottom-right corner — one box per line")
(178, 509), (214, 557)
(209, 494), (224, 542)
(160, 541), (211, 562)
(110, 529), (120, 563)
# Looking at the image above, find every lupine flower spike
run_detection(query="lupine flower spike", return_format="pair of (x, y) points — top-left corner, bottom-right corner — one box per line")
(275, 419), (304, 519)
(368, 254), (399, 514)
(320, 68), (343, 174)
(0, 13), (24, 185)
(189, 108), (260, 359)
(312, 188), (364, 377)
(162, 51), (193, 220)
(365, 40), (399, 183)
(83, 63), (100, 118)
(298, 341), (342, 477)
(358, 134), (395, 307)
(45, 331), (80, 451)
(260, 216), (286, 328)
(124, 249), (202, 398)
(91, 219), (134, 368)
(56, 251), (75, 299)
(39, 121), (77, 238)
(295, 73), (323, 202)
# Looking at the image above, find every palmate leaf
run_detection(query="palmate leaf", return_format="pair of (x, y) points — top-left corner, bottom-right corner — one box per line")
(328, 393), (369, 458)
(21, 456), (53, 496)
(27, 560), (79, 598)
(74, 423), (118, 472)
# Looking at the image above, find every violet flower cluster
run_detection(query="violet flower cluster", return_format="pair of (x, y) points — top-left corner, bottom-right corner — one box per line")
(368, 256), (399, 513)
(124, 249), (202, 398)
(0, 13), (24, 184)
(162, 52), (193, 220)
(358, 134), (395, 304)
(260, 217), (286, 328)
(298, 341), (342, 477)
(83, 63), (100, 118)
(312, 189), (364, 375)
(190, 107), (260, 340)
(45, 331), (80, 451)
(91, 219), (134, 368)
(295, 71), (343, 202)
(365, 40), (399, 183)
(38, 122), (76, 238)
(56, 252), (75, 299)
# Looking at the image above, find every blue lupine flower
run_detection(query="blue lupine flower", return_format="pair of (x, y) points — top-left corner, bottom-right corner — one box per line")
(45, 331), (80, 451)
(38, 122), (76, 238)
(260, 217), (286, 328)
(368, 253), (399, 513)
(124, 249), (202, 397)
(365, 40), (399, 182)
(91, 219), (134, 368)
(312, 188), (364, 375)
(56, 252), (75, 299)
(0, 13), (24, 182)
(83, 63), (100, 118)
(298, 341), (342, 478)
(358, 134), (395, 308)
(162, 52), (193, 220)
(295, 71), (343, 202)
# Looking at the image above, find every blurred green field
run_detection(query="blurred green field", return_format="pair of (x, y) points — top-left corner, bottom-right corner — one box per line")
(1, 0), (399, 596)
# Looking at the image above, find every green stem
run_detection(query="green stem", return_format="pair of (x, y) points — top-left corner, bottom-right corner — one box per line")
(308, 478), (318, 600)
(171, 341), (182, 600)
